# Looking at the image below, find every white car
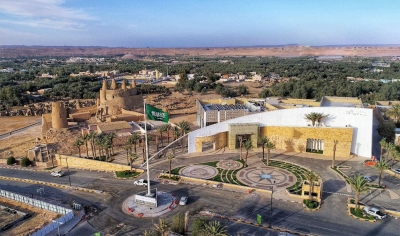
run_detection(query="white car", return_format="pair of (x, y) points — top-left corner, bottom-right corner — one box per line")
(134, 179), (148, 187)
(363, 206), (387, 219)
(363, 176), (373, 182)
(179, 196), (188, 205)
(392, 168), (400, 174)
(51, 171), (64, 177)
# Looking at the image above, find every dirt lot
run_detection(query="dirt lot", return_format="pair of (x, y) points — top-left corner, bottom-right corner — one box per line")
(0, 197), (59, 236)
(0, 116), (39, 135)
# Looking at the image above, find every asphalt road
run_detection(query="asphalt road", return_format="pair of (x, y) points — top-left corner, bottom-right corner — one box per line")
(1, 173), (400, 236)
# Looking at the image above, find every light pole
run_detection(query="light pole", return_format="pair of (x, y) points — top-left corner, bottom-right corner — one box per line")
(65, 155), (72, 187)
(52, 219), (63, 236)
(269, 180), (276, 228)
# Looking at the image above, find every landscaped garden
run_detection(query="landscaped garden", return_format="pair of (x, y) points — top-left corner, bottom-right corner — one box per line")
(266, 160), (313, 195)
(115, 170), (141, 178)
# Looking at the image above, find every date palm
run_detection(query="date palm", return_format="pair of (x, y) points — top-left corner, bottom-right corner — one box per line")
(129, 153), (137, 172)
(128, 132), (140, 153)
(201, 220), (227, 236)
(167, 151), (175, 178)
(265, 139), (275, 166)
(379, 138), (387, 161)
(154, 218), (169, 236)
(88, 132), (97, 159)
(123, 144), (131, 166)
(375, 159), (389, 186)
(165, 124), (172, 144)
(332, 140), (338, 168)
(348, 174), (369, 209)
(178, 120), (191, 136)
(107, 132), (117, 156)
(386, 104), (400, 123)
(386, 142), (395, 164)
(304, 170), (319, 199)
(304, 112), (319, 127)
(82, 133), (90, 158)
(157, 125), (166, 147)
(73, 137), (84, 158)
(258, 136), (268, 161)
(244, 139), (253, 167)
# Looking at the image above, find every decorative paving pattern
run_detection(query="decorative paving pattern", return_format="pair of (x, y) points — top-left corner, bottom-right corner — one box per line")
(179, 165), (218, 179)
(236, 166), (297, 189)
(216, 160), (243, 170)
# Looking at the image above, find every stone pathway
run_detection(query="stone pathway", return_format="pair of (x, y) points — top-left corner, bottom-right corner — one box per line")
(179, 165), (218, 179)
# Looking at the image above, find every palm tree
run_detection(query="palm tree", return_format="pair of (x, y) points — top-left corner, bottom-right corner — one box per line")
(379, 138), (387, 161)
(304, 170), (319, 200)
(244, 139), (252, 167)
(178, 120), (191, 136)
(128, 132), (140, 153)
(316, 113), (329, 126)
(154, 218), (169, 236)
(157, 125), (166, 147)
(258, 136), (268, 161)
(172, 126), (180, 141)
(238, 136), (244, 160)
(89, 132), (97, 159)
(348, 174), (369, 209)
(167, 151), (174, 178)
(73, 138), (84, 158)
(386, 142), (395, 164)
(201, 220), (227, 236)
(107, 132), (117, 156)
(265, 139), (275, 166)
(386, 104), (400, 123)
(129, 153), (137, 172)
(392, 147), (400, 169)
(82, 133), (90, 158)
(304, 112), (319, 127)
(123, 144), (131, 165)
(375, 159), (389, 186)
(332, 140), (338, 168)
(165, 124), (172, 144)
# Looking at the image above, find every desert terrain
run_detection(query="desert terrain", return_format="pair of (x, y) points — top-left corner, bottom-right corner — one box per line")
(2, 45), (400, 58)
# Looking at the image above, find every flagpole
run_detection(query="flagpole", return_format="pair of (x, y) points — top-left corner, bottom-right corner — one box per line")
(144, 99), (151, 196)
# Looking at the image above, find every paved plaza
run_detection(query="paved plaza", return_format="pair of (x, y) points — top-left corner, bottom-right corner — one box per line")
(179, 165), (219, 179)
(236, 166), (297, 189)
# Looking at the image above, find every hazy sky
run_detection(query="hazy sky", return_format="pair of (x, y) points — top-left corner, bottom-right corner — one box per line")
(1, 0), (400, 47)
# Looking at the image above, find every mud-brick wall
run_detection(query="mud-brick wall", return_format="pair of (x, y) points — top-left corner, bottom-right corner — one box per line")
(260, 126), (353, 159)
(195, 131), (228, 152)
(55, 154), (141, 172)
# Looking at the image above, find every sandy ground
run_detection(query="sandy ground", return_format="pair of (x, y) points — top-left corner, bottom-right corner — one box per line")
(0, 197), (59, 236)
(0, 121), (41, 159)
(0, 116), (39, 135)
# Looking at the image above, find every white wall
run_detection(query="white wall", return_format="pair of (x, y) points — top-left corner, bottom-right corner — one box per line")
(188, 107), (373, 158)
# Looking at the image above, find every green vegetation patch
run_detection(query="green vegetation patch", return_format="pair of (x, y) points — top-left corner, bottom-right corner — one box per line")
(115, 170), (141, 178)
(45, 166), (58, 170)
(350, 208), (374, 220)
(303, 199), (319, 209)
(170, 166), (185, 175)
(159, 175), (180, 181)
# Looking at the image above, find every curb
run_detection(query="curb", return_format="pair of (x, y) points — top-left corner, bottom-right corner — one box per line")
(0, 165), (52, 172)
(0, 176), (103, 195)
(346, 205), (376, 222)
(302, 203), (321, 212)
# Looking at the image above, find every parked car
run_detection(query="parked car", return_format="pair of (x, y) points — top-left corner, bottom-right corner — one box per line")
(134, 179), (148, 187)
(51, 171), (64, 177)
(179, 196), (188, 205)
(363, 206), (387, 219)
(392, 168), (400, 174)
(363, 175), (373, 182)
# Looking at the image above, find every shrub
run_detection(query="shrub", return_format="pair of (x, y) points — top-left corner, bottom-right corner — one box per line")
(171, 213), (185, 234)
(20, 157), (31, 167)
(6, 156), (16, 165)
(192, 217), (208, 236)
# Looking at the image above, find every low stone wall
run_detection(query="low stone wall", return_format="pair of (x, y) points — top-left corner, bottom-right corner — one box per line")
(55, 154), (140, 172)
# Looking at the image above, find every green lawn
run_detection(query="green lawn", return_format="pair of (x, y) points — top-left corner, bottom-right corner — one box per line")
(115, 170), (141, 178)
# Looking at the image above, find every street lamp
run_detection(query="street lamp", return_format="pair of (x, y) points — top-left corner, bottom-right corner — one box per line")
(269, 180), (276, 228)
(65, 155), (72, 187)
(52, 219), (63, 236)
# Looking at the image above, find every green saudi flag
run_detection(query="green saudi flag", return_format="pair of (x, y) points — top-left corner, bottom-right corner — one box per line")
(146, 104), (169, 122)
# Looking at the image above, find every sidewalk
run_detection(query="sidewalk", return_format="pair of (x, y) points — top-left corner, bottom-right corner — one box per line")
(47, 211), (85, 236)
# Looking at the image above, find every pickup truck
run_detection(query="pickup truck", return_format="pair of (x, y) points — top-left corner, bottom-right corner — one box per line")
(134, 179), (148, 187)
